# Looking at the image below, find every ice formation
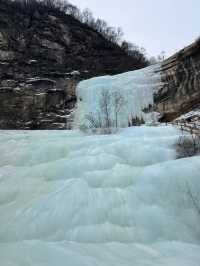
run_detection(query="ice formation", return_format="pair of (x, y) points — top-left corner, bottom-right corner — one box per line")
(0, 126), (200, 266)
(74, 64), (162, 128)
(1, 63), (200, 265)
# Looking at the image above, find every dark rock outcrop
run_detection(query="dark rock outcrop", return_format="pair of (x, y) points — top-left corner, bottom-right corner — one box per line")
(0, 76), (76, 129)
(0, 0), (140, 129)
(155, 40), (200, 121)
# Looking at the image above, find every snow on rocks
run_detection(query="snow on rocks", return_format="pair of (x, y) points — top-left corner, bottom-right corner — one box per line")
(174, 108), (200, 133)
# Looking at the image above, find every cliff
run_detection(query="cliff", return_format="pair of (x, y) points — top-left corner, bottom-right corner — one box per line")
(1, 0), (199, 129)
(0, 0), (142, 129)
(155, 39), (200, 121)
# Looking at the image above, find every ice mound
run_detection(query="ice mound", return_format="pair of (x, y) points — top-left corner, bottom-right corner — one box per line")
(0, 126), (200, 265)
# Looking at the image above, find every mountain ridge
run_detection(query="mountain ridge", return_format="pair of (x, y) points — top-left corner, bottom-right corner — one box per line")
(0, 0), (148, 129)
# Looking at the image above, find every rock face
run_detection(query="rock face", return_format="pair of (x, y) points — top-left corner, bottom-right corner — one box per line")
(0, 0), (141, 129)
(0, 76), (77, 129)
(154, 40), (200, 121)
(1, 1), (199, 128)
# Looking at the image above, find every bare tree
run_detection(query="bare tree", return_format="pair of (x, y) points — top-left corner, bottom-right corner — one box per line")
(175, 127), (200, 159)
(157, 51), (166, 62)
(85, 112), (102, 129)
(112, 91), (126, 128)
(81, 8), (94, 25)
(121, 41), (149, 66)
(99, 89), (112, 129)
(80, 89), (126, 134)
(94, 19), (108, 34)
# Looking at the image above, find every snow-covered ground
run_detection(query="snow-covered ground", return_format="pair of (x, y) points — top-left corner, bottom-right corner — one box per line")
(0, 126), (200, 266)
(74, 64), (162, 128)
(175, 109), (200, 130)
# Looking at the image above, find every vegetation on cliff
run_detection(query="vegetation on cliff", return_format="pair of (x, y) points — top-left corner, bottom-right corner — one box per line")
(0, 0), (151, 129)
(1, 0), (149, 70)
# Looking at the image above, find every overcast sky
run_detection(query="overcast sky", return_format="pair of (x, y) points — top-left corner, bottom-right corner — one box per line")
(72, 0), (200, 58)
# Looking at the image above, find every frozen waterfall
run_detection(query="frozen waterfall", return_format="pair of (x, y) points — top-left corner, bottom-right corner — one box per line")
(74, 64), (162, 128)
(0, 65), (200, 266)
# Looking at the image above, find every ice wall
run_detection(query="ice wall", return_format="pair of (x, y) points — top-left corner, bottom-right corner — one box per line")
(74, 64), (162, 128)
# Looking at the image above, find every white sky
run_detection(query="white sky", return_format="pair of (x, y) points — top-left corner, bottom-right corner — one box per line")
(72, 0), (200, 58)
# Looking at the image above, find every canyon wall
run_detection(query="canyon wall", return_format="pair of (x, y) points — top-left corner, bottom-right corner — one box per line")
(155, 39), (200, 121)
(0, 0), (199, 128)
(0, 75), (78, 129)
(0, 0), (139, 129)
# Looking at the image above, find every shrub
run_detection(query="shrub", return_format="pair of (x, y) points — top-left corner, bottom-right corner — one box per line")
(175, 128), (200, 159)
(128, 116), (145, 127)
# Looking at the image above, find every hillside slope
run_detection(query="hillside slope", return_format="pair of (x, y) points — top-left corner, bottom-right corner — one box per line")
(0, 0), (199, 129)
(0, 0), (143, 129)
(0, 0), (143, 78)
